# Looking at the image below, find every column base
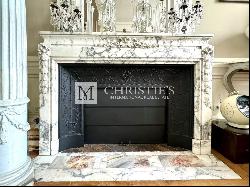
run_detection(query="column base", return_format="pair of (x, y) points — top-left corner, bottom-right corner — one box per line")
(0, 158), (34, 186)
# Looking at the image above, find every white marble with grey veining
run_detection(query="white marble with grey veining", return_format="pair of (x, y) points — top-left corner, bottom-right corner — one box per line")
(38, 32), (214, 156)
(34, 151), (240, 182)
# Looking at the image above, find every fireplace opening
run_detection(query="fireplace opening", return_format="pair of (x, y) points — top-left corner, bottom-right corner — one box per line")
(59, 64), (194, 152)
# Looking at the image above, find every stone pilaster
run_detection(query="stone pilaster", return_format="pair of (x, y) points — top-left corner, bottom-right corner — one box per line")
(192, 46), (214, 155)
(0, 0), (33, 185)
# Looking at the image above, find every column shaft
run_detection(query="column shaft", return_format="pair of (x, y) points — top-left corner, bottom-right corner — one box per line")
(0, 0), (33, 185)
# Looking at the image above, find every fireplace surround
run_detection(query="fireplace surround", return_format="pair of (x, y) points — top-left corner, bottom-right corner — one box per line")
(38, 32), (214, 156)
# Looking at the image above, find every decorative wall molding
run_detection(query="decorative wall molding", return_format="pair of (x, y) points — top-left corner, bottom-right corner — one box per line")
(212, 58), (249, 64)
(212, 58), (249, 80)
(28, 56), (39, 78)
(27, 56), (40, 121)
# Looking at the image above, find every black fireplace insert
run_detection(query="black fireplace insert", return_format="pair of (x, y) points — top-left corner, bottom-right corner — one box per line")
(59, 64), (194, 151)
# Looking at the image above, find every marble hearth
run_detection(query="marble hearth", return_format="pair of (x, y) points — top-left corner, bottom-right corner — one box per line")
(38, 32), (214, 156)
(34, 151), (240, 182)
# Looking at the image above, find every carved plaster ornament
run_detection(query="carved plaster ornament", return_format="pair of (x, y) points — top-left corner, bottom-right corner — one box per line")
(0, 106), (30, 144)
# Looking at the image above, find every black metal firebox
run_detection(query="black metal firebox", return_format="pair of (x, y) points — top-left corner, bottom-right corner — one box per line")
(59, 64), (194, 151)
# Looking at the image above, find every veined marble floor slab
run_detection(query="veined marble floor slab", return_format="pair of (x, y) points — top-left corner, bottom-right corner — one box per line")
(34, 151), (241, 182)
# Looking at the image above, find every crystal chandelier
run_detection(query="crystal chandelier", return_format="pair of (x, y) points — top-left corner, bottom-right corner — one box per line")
(96, 0), (117, 32)
(131, 0), (203, 34)
(50, 0), (83, 32)
(168, 0), (203, 34)
(132, 0), (153, 33)
(49, 0), (203, 34)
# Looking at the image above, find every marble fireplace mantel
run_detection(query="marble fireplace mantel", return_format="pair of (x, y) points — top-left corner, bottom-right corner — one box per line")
(38, 31), (214, 156)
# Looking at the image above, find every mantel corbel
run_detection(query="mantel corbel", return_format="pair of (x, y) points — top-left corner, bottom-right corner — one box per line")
(202, 45), (214, 60)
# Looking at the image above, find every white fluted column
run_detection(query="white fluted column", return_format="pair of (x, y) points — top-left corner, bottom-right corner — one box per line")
(0, 0), (33, 185)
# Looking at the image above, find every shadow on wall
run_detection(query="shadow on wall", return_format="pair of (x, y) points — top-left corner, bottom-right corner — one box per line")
(26, 0), (52, 56)
(26, 0), (100, 56)
(215, 33), (249, 58)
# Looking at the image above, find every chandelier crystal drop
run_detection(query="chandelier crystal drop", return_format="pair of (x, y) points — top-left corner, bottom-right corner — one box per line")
(96, 0), (117, 32)
(132, 0), (203, 34)
(168, 0), (204, 34)
(50, 0), (83, 32)
(132, 0), (153, 33)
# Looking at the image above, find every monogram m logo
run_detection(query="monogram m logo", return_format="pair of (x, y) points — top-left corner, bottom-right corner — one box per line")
(75, 82), (97, 104)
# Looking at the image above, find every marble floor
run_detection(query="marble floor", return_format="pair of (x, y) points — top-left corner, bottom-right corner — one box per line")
(34, 151), (241, 182)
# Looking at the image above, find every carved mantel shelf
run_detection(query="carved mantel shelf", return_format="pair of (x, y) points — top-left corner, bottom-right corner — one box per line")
(39, 31), (213, 62)
(38, 31), (214, 156)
